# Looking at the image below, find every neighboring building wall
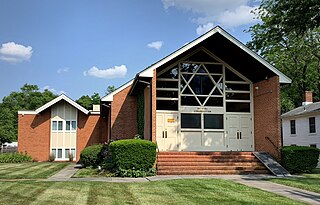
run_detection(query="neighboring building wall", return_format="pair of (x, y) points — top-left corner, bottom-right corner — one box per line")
(110, 85), (138, 139)
(282, 115), (320, 147)
(253, 76), (281, 159)
(77, 112), (108, 161)
(18, 109), (51, 161)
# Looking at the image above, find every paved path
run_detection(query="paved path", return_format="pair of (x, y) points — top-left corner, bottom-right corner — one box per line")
(47, 165), (320, 204)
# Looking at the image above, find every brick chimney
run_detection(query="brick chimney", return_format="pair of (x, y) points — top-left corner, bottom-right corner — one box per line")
(302, 91), (313, 105)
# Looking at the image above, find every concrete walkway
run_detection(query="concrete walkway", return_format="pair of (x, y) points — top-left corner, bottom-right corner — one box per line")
(47, 164), (320, 204)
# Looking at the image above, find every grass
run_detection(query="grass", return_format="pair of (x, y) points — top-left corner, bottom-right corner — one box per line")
(72, 167), (115, 178)
(0, 162), (68, 179)
(270, 169), (320, 194)
(0, 179), (305, 205)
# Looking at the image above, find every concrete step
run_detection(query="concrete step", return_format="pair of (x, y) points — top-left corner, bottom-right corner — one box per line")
(157, 155), (257, 159)
(157, 169), (270, 175)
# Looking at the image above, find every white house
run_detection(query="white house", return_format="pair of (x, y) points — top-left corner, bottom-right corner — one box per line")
(282, 91), (320, 167)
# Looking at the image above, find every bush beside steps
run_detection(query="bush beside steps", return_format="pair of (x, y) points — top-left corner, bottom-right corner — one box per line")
(282, 146), (320, 173)
(79, 139), (157, 178)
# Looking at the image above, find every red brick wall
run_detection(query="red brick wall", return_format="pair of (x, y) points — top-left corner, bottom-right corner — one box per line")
(18, 109), (51, 161)
(253, 76), (281, 159)
(77, 112), (108, 161)
(110, 86), (138, 139)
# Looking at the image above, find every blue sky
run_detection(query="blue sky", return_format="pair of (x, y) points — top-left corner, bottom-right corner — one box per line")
(0, 0), (261, 100)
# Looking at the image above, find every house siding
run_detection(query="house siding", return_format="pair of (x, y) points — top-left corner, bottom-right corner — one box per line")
(18, 110), (51, 161)
(110, 85), (138, 139)
(253, 76), (282, 160)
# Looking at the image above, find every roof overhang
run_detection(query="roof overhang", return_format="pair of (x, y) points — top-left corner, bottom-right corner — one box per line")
(26, 94), (90, 115)
(101, 26), (291, 102)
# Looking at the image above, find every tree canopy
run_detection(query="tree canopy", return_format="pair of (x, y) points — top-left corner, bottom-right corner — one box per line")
(0, 84), (57, 145)
(76, 93), (101, 110)
(247, 0), (320, 112)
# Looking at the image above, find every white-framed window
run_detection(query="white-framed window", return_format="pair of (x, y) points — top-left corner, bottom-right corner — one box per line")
(290, 120), (296, 134)
(309, 117), (316, 133)
(52, 120), (63, 131)
(66, 120), (77, 131)
(310, 144), (317, 148)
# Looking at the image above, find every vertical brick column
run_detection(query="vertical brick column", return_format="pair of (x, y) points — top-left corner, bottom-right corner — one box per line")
(253, 76), (281, 160)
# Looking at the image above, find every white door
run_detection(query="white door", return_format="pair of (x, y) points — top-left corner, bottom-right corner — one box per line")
(156, 113), (178, 151)
(226, 114), (253, 151)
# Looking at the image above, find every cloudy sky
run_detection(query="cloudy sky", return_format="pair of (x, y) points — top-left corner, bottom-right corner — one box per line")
(0, 0), (260, 100)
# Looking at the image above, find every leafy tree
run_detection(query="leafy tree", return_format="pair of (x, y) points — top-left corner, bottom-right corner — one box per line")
(76, 93), (101, 110)
(106, 86), (115, 95)
(247, 0), (320, 112)
(0, 84), (57, 145)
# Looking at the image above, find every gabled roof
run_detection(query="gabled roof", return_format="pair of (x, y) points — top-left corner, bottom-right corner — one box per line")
(102, 26), (291, 102)
(18, 94), (89, 115)
(281, 102), (320, 118)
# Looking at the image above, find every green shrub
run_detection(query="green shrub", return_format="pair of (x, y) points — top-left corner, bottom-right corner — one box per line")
(109, 139), (157, 172)
(80, 144), (104, 167)
(282, 146), (320, 173)
(0, 152), (32, 163)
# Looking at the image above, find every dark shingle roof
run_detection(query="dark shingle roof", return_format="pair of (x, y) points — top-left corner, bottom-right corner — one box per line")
(281, 102), (320, 118)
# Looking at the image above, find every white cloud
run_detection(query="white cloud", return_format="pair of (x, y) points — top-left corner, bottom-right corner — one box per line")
(43, 85), (66, 95)
(147, 41), (163, 50)
(196, 22), (214, 35)
(83, 65), (127, 79)
(57, 67), (70, 74)
(0, 42), (33, 63)
(162, 0), (260, 34)
(217, 5), (259, 28)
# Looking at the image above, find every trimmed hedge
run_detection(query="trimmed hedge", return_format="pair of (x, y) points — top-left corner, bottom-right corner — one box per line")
(80, 144), (104, 167)
(0, 152), (32, 163)
(109, 139), (157, 171)
(282, 146), (320, 173)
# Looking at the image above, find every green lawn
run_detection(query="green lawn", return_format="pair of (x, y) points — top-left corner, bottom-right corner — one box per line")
(270, 169), (320, 194)
(0, 163), (68, 179)
(0, 179), (304, 205)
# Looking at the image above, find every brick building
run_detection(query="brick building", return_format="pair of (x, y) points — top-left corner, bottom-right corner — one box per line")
(18, 26), (291, 162)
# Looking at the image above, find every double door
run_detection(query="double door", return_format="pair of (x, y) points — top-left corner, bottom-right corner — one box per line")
(156, 113), (178, 151)
(226, 114), (253, 151)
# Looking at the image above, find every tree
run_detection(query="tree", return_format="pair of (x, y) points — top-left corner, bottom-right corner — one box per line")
(0, 84), (57, 145)
(247, 0), (320, 112)
(106, 86), (115, 95)
(76, 93), (101, 110)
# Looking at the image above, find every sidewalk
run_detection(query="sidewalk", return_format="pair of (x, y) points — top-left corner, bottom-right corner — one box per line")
(47, 164), (320, 204)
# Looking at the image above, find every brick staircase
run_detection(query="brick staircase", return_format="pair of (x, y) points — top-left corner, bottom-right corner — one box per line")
(157, 152), (270, 175)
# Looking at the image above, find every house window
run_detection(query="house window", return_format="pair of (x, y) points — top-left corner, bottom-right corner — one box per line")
(310, 144), (317, 148)
(57, 149), (62, 158)
(58, 121), (63, 131)
(181, 114), (201, 129)
(309, 117), (316, 133)
(52, 121), (57, 130)
(291, 144), (297, 146)
(66, 121), (71, 130)
(204, 114), (223, 129)
(71, 121), (76, 130)
(290, 120), (296, 134)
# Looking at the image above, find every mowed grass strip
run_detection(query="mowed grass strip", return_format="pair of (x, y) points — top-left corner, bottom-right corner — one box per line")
(0, 163), (68, 179)
(270, 169), (320, 194)
(0, 179), (305, 205)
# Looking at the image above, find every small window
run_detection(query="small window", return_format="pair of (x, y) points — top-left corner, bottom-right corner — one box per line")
(204, 114), (223, 129)
(226, 102), (250, 112)
(181, 114), (201, 129)
(290, 120), (296, 134)
(310, 144), (317, 148)
(291, 144), (297, 146)
(52, 121), (57, 131)
(71, 148), (76, 158)
(57, 149), (62, 158)
(58, 121), (63, 131)
(66, 121), (71, 131)
(71, 121), (77, 130)
(51, 149), (56, 157)
(309, 117), (316, 133)
(65, 149), (70, 158)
